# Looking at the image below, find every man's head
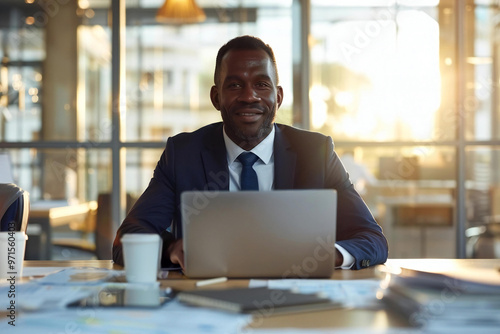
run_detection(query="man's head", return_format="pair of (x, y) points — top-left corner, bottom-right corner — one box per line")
(211, 36), (283, 150)
(213, 35), (280, 86)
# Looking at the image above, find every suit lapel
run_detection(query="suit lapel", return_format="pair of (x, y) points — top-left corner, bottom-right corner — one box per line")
(201, 124), (230, 191)
(199, 123), (296, 190)
(273, 125), (296, 189)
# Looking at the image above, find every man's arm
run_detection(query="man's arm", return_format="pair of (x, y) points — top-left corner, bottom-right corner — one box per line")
(324, 137), (389, 269)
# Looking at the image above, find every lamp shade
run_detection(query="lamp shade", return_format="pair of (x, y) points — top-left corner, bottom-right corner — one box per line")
(156, 0), (206, 24)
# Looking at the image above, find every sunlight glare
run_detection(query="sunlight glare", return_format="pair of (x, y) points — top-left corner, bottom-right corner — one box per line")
(394, 10), (441, 140)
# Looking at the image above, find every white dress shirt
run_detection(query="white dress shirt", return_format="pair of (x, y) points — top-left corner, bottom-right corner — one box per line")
(222, 125), (354, 269)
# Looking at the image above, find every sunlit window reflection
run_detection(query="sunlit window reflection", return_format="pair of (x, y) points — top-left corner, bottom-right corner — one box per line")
(311, 6), (440, 141)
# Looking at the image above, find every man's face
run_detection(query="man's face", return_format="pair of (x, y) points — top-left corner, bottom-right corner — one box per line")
(210, 49), (283, 149)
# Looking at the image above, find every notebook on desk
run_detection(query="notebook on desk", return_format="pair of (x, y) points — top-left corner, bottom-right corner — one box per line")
(181, 189), (337, 278)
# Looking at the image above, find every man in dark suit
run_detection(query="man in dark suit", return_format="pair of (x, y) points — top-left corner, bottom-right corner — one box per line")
(113, 35), (388, 270)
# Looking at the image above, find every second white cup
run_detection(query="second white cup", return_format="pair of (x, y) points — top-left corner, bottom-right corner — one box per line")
(0, 231), (28, 280)
(121, 233), (162, 283)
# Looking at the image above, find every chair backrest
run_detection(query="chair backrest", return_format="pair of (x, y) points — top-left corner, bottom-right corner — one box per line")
(0, 183), (30, 232)
(95, 193), (135, 260)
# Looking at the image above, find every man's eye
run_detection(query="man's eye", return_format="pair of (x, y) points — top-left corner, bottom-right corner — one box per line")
(227, 83), (241, 88)
(256, 82), (271, 88)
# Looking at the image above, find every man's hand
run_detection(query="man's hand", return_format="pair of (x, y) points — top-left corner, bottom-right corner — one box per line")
(167, 239), (185, 270)
(335, 248), (344, 267)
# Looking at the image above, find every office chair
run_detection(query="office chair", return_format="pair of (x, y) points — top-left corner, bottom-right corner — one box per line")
(0, 183), (30, 232)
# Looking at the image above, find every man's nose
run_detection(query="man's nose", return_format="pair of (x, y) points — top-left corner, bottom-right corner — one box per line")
(237, 85), (260, 102)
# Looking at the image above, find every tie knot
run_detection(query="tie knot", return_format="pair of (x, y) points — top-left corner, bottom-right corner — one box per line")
(237, 152), (259, 167)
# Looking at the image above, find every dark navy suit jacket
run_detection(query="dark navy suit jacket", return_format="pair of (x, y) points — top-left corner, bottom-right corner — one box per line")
(113, 122), (388, 269)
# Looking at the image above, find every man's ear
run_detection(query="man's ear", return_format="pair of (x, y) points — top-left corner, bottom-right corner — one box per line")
(210, 85), (220, 110)
(277, 86), (284, 109)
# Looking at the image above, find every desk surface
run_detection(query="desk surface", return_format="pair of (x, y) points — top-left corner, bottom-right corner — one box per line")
(20, 258), (500, 331)
(30, 201), (96, 227)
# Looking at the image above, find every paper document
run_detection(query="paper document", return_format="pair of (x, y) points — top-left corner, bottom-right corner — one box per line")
(0, 282), (93, 311)
(0, 300), (251, 334)
(22, 267), (66, 278)
(35, 267), (124, 285)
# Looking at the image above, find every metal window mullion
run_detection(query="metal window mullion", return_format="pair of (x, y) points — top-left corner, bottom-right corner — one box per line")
(111, 0), (125, 233)
(456, 0), (467, 259)
(292, 0), (310, 130)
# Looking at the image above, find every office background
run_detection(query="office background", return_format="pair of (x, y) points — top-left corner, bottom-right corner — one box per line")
(0, 0), (499, 260)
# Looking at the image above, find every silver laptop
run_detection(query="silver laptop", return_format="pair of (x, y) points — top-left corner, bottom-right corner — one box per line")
(181, 189), (337, 278)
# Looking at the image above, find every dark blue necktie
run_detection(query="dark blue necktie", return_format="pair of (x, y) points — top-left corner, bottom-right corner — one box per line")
(237, 152), (259, 191)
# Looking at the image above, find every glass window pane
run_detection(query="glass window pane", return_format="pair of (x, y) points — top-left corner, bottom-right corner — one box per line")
(6, 147), (112, 260)
(78, 24), (112, 142)
(7, 148), (112, 203)
(0, 8), (44, 142)
(310, 3), (453, 142)
(124, 0), (293, 142)
(465, 146), (500, 258)
(467, 2), (500, 141)
(125, 148), (164, 201)
(336, 145), (457, 258)
(1, 1), (112, 142)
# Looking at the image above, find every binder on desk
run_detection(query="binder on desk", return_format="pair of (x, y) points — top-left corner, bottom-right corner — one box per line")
(377, 262), (500, 293)
(377, 262), (500, 331)
(177, 287), (340, 314)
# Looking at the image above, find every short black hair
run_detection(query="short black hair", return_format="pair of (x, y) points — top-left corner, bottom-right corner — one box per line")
(214, 35), (279, 86)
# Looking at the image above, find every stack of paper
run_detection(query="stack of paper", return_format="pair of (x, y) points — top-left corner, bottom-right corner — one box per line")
(377, 263), (500, 333)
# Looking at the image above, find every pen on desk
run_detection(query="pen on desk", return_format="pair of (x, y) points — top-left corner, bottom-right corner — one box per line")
(195, 277), (228, 287)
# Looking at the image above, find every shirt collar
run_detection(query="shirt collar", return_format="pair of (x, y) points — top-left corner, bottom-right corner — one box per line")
(223, 125), (275, 165)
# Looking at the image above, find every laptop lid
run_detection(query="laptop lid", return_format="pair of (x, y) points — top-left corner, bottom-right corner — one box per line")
(181, 189), (337, 278)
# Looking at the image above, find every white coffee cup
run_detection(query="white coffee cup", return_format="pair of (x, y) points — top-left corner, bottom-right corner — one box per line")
(0, 231), (28, 279)
(121, 233), (162, 283)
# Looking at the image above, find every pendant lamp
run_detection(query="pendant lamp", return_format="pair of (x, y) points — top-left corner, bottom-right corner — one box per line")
(156, 0), (206, 24)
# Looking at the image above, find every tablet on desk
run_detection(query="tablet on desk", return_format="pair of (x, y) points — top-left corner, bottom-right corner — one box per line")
(68, 285), (175, 308)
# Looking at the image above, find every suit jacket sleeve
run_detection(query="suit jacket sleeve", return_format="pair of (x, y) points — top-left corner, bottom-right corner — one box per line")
(112, 138), (178, 266)
(324, 137), (388, 269)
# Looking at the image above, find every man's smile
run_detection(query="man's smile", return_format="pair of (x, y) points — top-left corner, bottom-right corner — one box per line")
(233, 105), (265, 121)
(235, 111), (263, 121)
